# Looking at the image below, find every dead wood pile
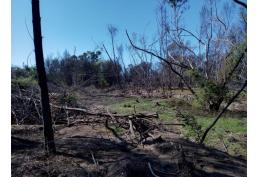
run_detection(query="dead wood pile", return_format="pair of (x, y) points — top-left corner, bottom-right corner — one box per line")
(12, 88), (167, 145)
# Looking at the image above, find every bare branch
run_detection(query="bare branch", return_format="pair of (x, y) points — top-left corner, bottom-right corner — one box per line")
(173, 28), (205, 45)
(126, 30), (198, 97)
(223, 48), (247, 87)
(233, 0), (247, 9)
(148, 162), (160, 177)
(25, 19), (34, 41)
(102, 44), (113, 62)
(215, 1), (227, 30)
(126, 31), (189, 69)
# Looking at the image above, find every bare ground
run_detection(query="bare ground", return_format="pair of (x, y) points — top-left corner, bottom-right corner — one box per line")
(11, 90), (247, 177)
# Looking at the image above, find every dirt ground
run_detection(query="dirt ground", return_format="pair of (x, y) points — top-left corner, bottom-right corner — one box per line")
(11, 89), (247, 177)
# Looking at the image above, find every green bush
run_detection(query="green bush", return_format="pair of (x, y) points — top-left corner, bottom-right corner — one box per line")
(188, 69), (229, 111)
(11, 66), (37, 89)
(60, 93), (77, 106)
(12, 76), (37, 88)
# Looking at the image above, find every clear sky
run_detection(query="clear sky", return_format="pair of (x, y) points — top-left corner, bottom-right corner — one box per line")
(11, 0), (241, 67)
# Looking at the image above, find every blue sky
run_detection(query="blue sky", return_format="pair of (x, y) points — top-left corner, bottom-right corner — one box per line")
(11, 0), (241, 67)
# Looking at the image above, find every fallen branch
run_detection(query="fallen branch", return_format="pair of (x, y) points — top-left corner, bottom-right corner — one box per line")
(222, 139), (228, 153)
(105, 118), (126, 143)
(148, 162), (160, 177)
(148, 162), (178, 176)
(12, 94), (158, 120)
(128, 119), (136, 138)
(90, 151), (98, 165)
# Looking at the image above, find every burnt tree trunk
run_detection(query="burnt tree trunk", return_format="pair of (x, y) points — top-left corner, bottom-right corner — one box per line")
(31, 0), (56, 154)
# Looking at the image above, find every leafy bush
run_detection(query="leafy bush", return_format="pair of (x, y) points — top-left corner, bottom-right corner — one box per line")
(59, 92), (77, 106)
(12, 76), (37, 88)
(11, 66), (37, 89)
(188, 69), (229, 111)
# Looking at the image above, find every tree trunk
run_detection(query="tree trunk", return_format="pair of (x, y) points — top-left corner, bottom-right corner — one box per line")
(31, 0), (56, 154)
(209, 98), (224, 112)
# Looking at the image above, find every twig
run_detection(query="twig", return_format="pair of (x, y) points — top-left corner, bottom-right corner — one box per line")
(90, 151), (98, 165)
(25, 19), (34, 41)
(33, 99), (42, 120)
(128, 119), (136, 138)
(149, 162), (178, 176)
(148, 162), (160, 177)
(222, 139), (228, 153)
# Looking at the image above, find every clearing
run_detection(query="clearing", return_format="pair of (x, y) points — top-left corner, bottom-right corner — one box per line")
(12, 87), (247, 177)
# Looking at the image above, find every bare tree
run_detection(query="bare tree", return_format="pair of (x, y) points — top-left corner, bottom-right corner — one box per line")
(31, 0), (56, 154)
(104, 25), (122, 88)
(126, 0), (246, 111)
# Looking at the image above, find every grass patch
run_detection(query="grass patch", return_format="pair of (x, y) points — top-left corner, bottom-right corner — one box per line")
(109, 98), (176, 121)
(110, 97), (247, 156)
(12, 76), (37, 88)
(109, 125), (124, 135)
(181, 116), (247, 156)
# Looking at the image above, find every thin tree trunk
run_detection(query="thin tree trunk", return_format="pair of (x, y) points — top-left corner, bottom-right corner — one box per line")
(31, 0), (56, 154)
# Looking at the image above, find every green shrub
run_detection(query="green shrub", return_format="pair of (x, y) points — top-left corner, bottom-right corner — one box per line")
(11, 66), (37, 89)
(188, 69), (228, 111)
(60, 93), (77, 106)
(12, 76), (37, 88)
(191, 99), (202, 109)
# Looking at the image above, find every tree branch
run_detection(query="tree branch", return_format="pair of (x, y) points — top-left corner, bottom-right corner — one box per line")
(233, 0), (247, 9)
(223, 48), (247, 88)
(126, 30), (198, 97)
(200, 80), (247, 144)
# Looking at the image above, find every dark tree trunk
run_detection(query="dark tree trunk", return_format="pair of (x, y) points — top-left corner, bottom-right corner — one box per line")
(209, 98), (224, 112)
(31, 0), (56, 154)
(209, 103), (221, 112)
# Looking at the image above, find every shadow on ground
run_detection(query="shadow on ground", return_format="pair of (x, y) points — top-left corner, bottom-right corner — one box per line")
(11, 125), (246, 177)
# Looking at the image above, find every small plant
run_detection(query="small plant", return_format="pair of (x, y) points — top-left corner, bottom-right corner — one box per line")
(176, 111), (203, 142)
(60, 92), (77, 106)
(110, 125), (124, 135)
(123, 104), (132, 108)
